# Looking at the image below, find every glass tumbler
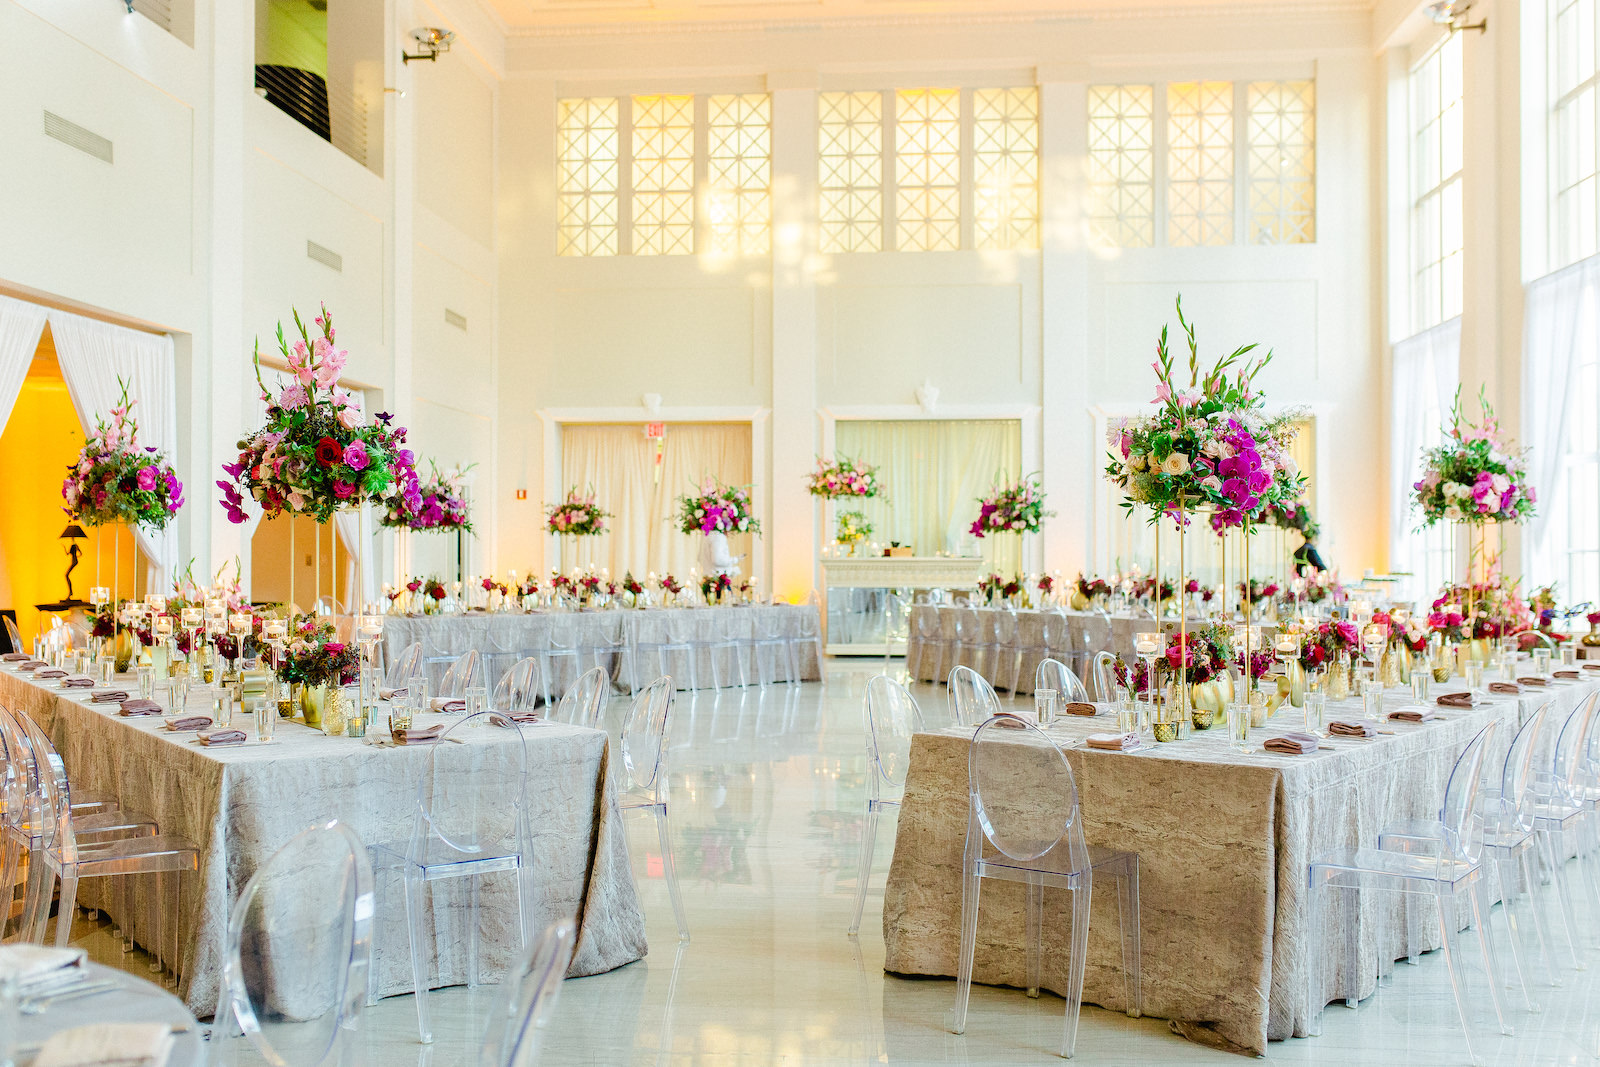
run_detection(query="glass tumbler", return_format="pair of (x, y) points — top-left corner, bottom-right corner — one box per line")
(253, 698), (275, 743)
(409, 674), (430, 714)
(1533, 648), (1552, 677)
(169, 674), (191, 715)
(1361, 678), (1383, 721)
(212, 688), (233, 728)
(1561, 645), (1577, 669)
(136, 665), (154, 701)
(1304, 690), (1327, 736)
(465, 685), (488, 724)
(1034, 687), (1058, 727)
(1465, 661), (1484, 692)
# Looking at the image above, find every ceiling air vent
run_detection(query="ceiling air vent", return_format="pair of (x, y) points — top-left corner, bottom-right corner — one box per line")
(306, 241), (342, 272)
(43, 111), (113, 164)
(444, 309), (468, 331)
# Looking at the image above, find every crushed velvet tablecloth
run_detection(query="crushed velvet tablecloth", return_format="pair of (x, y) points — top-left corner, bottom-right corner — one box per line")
(881, 679), (1593, 1056)
(383, 604), (822, 697)
(0, 669), (649, 1017)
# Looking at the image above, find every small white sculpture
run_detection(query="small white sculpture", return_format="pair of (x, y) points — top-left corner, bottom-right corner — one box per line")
(642, 393), (662, 417)
(916, 379), (939, 414)
(698, 530), (740, 578)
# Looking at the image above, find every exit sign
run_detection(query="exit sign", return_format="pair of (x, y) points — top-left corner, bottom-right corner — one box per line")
(644, 422), (665, 439)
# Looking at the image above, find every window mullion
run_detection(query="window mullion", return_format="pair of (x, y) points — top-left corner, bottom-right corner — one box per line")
(620, 96), (635, 256)
(882, 90), (896, 252)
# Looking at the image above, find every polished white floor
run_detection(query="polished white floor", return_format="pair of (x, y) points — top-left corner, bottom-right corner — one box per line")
(64, 659), (1600, 1064)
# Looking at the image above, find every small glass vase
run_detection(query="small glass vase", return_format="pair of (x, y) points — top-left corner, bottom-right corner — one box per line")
(1326, 653), (1351, 702)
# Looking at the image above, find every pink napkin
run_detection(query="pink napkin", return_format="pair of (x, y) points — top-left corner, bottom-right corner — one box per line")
(1391, 706), (1438, 723)
(1584, 663), (1600, 672)
(34, 668), (66, 680)
(17, 661), (46, 672)
(393, 724), (445, 745)
(1518, 676), (1550, 687)
(491, 711), (542, 726)
(2, 652), (31, 662)
(1328, 720), (1377, 738)
(91, 689), (130, 703)
(1488, 681), (1522, 695)
(118, 699), (163, 716)
(198, 728), (248, 746)
(164, 715), (213, 732)
(1555, 669), (1580, 680)
(1085, 732), (1139, 751)
(1063, 702), (1098, 717)
(430, 698), (466, 713)
(1435, 692), (1477, 709)
(60, 676), (95, 689)
(379, 687), (407, 701)
(1264, 732), (1320, 754)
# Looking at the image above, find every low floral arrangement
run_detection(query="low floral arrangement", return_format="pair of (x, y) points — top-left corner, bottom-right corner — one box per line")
(1297, 620), (1361, 671)
(806, 455), (882, 498)
(550, 574), (574, 597)
(1163, 624), (1234, 685)
(623, 573), (645, 597)
(1134, 576), (1175, 602)
(1414, 387), (1536, 527)
(836, 510), (872, 545)
(1183, 578), (1216, 603)
(423, 578), (446, 602)
(1239, 578), (1280, 602)
(1105, 298), (1304, 528)
(700, 573), (734, 600)
(1037, 574), (1055, 596)
(1238, 647), (1276, 682)
(63, 379), (184, 529)
(970, 475), (1052, 538)
(578, 575), (604, 599)
(978, 574), (1024, 601)
(275, 616), (358, 689)
(1427, 606), (1467, 643)
(676, 480), (759, 536)
(385, 462), (472, 532)
(1433, 562), (1535, 639)
(219, 305), (420, 525)
(545, 486), (610, 537)
(1299, 572), (1342, 604)
(1077, 575), (1112, 600)
(1397, 620), (1432, 655)
(660, 574), (684, 596)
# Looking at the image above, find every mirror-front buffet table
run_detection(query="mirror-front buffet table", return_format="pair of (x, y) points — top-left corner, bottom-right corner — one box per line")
(820, 555), (983, 656)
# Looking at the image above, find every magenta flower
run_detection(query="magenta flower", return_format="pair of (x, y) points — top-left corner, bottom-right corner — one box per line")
(332, 480), (356, 500)
(343, 440), (369, 471)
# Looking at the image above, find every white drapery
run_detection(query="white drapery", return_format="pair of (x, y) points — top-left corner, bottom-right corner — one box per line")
(834, 419), (1022, 572)
(0, 296), (47, 436)
(559, 422), (753, 580)
(47, 308), (179, 589)
(1390, 317), (1461, 604)
(1524, 254), (1600, 593)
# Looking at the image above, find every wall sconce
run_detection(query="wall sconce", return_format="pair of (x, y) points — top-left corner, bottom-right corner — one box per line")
(403, 27), (456, 64)
(1425, 1), (1486, 34)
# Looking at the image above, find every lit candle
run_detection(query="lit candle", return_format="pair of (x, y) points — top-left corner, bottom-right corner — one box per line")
(1135, 631), (1160, 656)
(155, 616), (173, 637)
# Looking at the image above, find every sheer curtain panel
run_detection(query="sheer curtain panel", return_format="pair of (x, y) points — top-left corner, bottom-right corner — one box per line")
(47, 309), (179, 587)
(0, 296), (47, 436)
(1390, 317), (1460, 605)
(559, 422), (754, 580)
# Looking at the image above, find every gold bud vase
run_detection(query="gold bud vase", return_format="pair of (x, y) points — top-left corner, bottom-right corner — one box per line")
(299, 682), (328, 729)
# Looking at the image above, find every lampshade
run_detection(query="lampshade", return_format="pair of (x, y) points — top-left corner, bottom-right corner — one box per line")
(59, 524), (86, 540)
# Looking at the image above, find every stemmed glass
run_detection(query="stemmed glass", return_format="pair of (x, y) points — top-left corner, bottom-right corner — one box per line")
(357, 614), (383, 741)
(228, 612), (252, 673)
(262, 618), (287, 671)
(1135, 631), (1162, 739)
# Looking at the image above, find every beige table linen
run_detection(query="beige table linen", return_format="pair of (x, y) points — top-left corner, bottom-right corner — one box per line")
(881, 681), (1592, 1055)
(0, 669), (648, 1017)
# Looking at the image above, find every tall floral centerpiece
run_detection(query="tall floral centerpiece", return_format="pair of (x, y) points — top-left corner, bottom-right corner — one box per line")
(970, 474), (1051, 578)
(1103, 297), (1304, 736)
(62, 379), (185, 613)
(544, 486), (610, 572)
(806, 455), (882, 499)
(382, 461), (472, 533)
(676, 479), (759, 578)
(218, 305), (420, 615)
(835, 510), (872, 555)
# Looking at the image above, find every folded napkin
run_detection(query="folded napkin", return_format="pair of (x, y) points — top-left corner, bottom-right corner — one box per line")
(2, 651), (31, 662)
(1390, 706), (1439, 722)
(379, 686), (407, 701)
(1264, 732), (1320, 754)
(34, 667), (66, 679)
(1328, 720), (1377, 738)
(491, 711), (542, 726)
(60, 676), (96, 689)
(1063, 702), (1099, 717)
(1555, 669), (1581, 680)
(1585, 663), (1600, 672)
(163, 715), (213, 732)
(17, 660), (46, 671)
(1084, 732), (1139, 751)
(1519, 676), (1550, 687)
(118, 699), (163, 716)
(197, 728), (248, 746)
(1488, 681), (1523, 695)
(91, 689), (130, 703)
(430, 697), (466, 713)
(393, 723), (445, 745)
(1435, 692), (1477, 709)
(0, 944), (86, 995)
(33, 1022), (176, 1067)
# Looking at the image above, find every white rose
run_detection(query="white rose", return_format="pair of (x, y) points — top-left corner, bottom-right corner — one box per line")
(1162, 453), (1190, 476)
(1445, 504), (1462, 520)
(1130, 454), (1147, 471)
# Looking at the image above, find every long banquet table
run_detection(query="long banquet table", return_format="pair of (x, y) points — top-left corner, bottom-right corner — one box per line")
(881, 676), (1593, 1056)
(384, 603), (823, 695)
(0, 668), (649, 1015)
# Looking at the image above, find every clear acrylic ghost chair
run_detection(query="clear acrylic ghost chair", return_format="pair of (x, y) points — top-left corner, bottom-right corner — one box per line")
(1528, 691), (1600, 964)
(1039, 610), (1080, 681)
(882, 592), (912, 668)
(14, 711), (198, 980)
(705, 609), (750, 689)
(630, 615), (699, 693)
(481, 918), (578, 1067)
(1307, 721), (1509, 1066)
(751, 612), (793, 687)
(3, 614), (23, 656)
(213, 819), (374, 1067)
(620, 677), (689, 941)
(1091, 652), (1120, 703)
(907, 606), (947, 685)
(555, 666), (610, 729)
(1378, 704), (1551, 1006)
(953, 608), (989, 679)
(790, 608), (823, 681)
(948, 714), (1143, 1056)
(1035, 658), (1090, 704)
(370, 711), (531, 1043)
(947, 666), (1001, 728)
(438, 650), (484, 700)
(492, 658), (541, 713)
(384, 641), (423, 691)
(988, 610), (1027, 694)
(538, 622), (587, 704)
(849, 677), (925, 938)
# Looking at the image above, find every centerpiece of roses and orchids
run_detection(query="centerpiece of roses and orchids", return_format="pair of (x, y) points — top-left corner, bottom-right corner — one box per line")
(1113, 624), (1242, 694)
(383, 461), (472, 532)
(1076, 575), (1112, 600)
(676, 480), (759, 536)
(835, 510), (872, 545)
(806, 455), (882, 498)
(275, 616), (358, 689)
(1105, 298), (1304, 529)
(1413, 387), (1536, 527)
(978, 574), (1024, 602)
(545, 486), (610, 537)
(1294, 620), (1362, 672)
(218, 305), (420, 525)
(62, 379), (184, 530)
(970, 474), (1052, 538)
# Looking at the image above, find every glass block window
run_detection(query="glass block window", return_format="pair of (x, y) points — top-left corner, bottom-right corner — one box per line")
(894, 88), (962, 252)
(1086, 85), (1156, 248)
(706, 93), (771, 256)
(972, 87), (1041, 250)
(1246, 81), (1316, 243)
(1167, 81), (1235, 246)
(1552, 0), (1600, 270)
(819, 91), (884, 253)
(556, 97), (620, 257)
(1409, 35), (1465, 332)
(631, 94), (696, 256)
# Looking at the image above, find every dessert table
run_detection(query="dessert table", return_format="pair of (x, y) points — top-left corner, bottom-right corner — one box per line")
(383, 603), (823, 695)
(0, 668), (649, 1016)
(880, 677), (1592, 1056)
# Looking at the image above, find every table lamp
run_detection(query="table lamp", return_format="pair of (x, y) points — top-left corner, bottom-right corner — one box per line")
(59, 525), (86, 602)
